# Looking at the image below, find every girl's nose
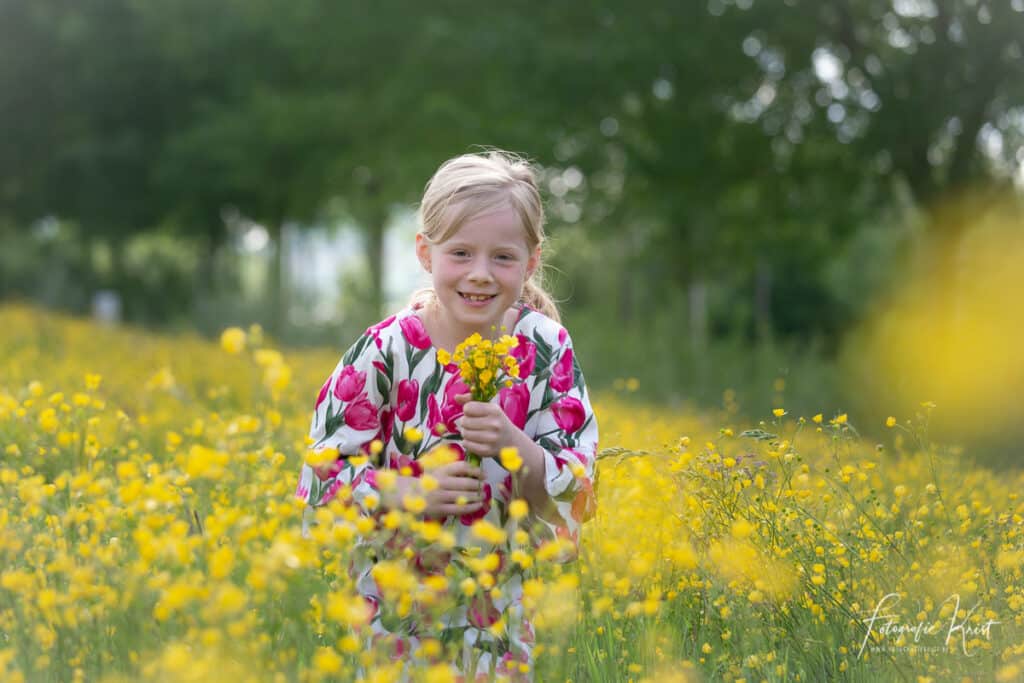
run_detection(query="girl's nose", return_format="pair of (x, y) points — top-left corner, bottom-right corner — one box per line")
(468, 258), (493, 282)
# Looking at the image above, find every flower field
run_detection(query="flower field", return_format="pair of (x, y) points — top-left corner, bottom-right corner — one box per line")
(1, 303), (1022, 683)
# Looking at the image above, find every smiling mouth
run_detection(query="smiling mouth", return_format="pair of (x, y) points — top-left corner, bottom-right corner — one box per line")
(459, 292), (497, 302)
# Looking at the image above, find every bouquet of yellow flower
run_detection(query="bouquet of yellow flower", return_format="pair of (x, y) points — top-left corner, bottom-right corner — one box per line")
(436, 331), (521, 465)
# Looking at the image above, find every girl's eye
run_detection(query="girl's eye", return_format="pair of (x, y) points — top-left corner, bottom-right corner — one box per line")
(451, 250), (469, 258)
(495, 253), (514, 262)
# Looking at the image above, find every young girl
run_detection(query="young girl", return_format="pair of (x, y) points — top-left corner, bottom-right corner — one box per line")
(296, 150), (598, 679)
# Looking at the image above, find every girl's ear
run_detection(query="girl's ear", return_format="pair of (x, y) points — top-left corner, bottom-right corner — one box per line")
(525, 246), (541, 279)
(415, 234), (432, 273)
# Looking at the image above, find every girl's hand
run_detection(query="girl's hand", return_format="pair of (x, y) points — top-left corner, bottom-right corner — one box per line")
(454, 393), (519, 457)
(455, 393), (557, 521)
(420, 460), (485, 517)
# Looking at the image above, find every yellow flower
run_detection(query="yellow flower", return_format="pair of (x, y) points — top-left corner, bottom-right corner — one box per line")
(305, 447), (339, 467)
(423, 664), (454, 683)
(509, 499), (529, 519)
(253, 349), (283, 367)
(436, 348), (451, 365)
(312, 647), (342, 674)
(500, 447), (523, 472)
(38, 408), (59, 434)
(471, 520), (507, 545)
(186, 445), (229, 479)
(886, 416), (896, 428)
(375, 470), (397, 491)
(262, 362), (292, 393)
(511, 549), (533, 569)
(773, 408), (786, 417)
(731, 519), (754, 539)
(213, 585), (247, 615)
(402, 494), (427, 514)
(220, 327), (246, 354)
(209, 546), (234, 579)
(326, 593), (371, 628)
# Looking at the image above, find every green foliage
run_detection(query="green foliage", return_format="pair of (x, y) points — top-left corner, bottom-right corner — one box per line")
(1, 0), (1023, 415)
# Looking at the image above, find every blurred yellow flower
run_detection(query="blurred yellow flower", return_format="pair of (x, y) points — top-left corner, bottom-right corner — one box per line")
(219, 327), (246, 354)
(499, 447), (522, 472)
(38, 408), (58, 434)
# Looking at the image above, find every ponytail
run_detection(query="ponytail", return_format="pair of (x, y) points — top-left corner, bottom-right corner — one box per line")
(522, 277), (560, 323)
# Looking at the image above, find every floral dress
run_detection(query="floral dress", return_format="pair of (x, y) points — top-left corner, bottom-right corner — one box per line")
(296, 303), (598, 678)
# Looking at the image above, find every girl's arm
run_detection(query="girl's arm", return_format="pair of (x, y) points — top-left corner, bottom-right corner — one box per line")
(456, 325), (598, 538)
(505, 428), (559, 522)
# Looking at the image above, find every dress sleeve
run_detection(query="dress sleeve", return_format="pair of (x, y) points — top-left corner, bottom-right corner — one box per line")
(295, 330), (391, 513)
(528, 327), (598, 557)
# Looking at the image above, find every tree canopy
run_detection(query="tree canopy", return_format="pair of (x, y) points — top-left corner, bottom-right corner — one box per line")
(1, 0), (1021, 339)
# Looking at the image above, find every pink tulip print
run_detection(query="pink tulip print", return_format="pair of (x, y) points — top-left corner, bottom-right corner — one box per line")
(344, 394), (380, 431)
(333, 365), (366, 402)
(549, 348), (575, 393)
(395, 379), (419, 421)
(551, 395), (586, 434)
(499, 382), (530, 430)
(399, 315), (431, 350)
(510, 334), (536, 377)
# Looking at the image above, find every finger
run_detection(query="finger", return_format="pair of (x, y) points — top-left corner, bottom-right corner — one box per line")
(457, 416), (484, 432)
(454, 392), (472, 405)
(448, 461), (484, 478)
(460, 440), (496, 458)
(440, 473), (487, 489)
(438, 463), (483, 480)
(444, 490), (482, 504)
(460, 415), (503, 432)
(437, 502), (483, 516)
(461, 401), (496, 417)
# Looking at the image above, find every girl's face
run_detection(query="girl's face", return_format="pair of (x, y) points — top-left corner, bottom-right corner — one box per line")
(416, 204), (539, 341)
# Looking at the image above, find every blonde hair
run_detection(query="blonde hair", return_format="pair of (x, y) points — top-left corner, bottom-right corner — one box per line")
(410, 150), (560, 322)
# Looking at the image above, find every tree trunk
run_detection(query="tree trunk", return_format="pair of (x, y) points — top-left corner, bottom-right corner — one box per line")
(365, 211), (386, 320)
(195, 227), (220, 302)
(689, 277), (709, 391)
(754, 258), (773, 342)
(267, 220), (287, 337)
(618, 229), (636, 324)
(688, 278), (708, 354)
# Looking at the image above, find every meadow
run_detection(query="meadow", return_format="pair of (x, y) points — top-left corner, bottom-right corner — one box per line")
(0, 303), (1021, 683)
